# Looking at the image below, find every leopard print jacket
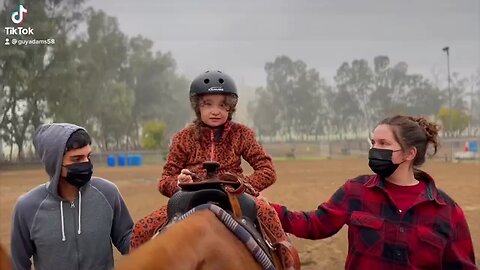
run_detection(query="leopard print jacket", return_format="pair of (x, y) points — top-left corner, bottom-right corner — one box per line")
(158, 121), (276, 197)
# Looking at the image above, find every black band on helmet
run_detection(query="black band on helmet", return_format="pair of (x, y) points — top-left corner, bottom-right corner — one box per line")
(189, 70), (238, 97)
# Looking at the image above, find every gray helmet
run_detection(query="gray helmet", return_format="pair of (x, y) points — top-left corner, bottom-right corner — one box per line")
(189, 70), (238, 98)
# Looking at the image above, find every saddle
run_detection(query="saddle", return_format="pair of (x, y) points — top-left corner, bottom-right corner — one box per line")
(166, 162), (271, 254)
(163, 161), (300, 270)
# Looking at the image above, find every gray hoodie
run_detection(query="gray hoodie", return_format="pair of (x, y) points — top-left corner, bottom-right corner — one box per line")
(10, 123), (133, 270)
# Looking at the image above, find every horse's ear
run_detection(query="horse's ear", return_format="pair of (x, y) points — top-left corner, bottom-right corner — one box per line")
(0, 244), (12, 270)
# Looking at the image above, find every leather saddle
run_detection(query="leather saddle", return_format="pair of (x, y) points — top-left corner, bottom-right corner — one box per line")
(165, 161), (274, 261)
(161, 161), (301, 269)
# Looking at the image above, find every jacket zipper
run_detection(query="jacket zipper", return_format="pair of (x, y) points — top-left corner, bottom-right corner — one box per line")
(210, 130), (215, 161)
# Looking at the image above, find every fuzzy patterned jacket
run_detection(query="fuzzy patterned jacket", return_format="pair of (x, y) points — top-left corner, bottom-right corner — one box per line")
(158, 121), (276, 197)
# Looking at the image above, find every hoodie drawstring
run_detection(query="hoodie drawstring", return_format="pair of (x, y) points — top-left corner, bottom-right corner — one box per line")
(59, 190), (82, 241)
(78, 191), (82, 235)
(60, 201), (66, 241)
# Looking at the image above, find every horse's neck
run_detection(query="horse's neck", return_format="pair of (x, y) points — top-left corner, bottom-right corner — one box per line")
(117, 211), (261, 270)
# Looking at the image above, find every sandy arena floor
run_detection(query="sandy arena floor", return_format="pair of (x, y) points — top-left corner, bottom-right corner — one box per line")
(1, 159), (479, 268)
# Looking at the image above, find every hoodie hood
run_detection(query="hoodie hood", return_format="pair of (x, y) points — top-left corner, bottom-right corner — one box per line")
(33, 123), (86, 199)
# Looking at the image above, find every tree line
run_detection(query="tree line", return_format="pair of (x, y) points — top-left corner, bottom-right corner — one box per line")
(1, 0), (190, 160)
(248, 55), (479, 142)
(1, 0), (478, 161)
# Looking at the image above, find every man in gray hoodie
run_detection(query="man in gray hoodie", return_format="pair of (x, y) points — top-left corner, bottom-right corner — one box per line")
(10, 123), (133, 270)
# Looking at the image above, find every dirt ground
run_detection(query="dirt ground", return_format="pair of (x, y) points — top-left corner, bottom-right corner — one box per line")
(1, 159), (479, 269)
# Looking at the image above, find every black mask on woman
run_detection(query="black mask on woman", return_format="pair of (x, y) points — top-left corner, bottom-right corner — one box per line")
(368, 148), (403, 178)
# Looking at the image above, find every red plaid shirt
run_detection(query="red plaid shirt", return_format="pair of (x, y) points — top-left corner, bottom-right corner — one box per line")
(272, 171), (476, 269)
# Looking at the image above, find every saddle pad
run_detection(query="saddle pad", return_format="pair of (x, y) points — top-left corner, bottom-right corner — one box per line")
(175, 203), (276, 270)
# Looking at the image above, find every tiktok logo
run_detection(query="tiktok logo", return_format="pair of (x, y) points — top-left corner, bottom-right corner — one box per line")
(11, 4), (28, 24)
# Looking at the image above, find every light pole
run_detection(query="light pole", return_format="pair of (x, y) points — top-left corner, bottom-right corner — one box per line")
(442, 46), (453, 160)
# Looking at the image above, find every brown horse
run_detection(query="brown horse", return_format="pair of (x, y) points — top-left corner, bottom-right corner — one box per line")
(0, 244), (12, 270)
(117, 210), (263, 270)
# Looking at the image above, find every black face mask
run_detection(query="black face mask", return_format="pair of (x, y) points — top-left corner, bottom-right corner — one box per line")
(63, 161), (93, 188)
(368, 148), (402, 178)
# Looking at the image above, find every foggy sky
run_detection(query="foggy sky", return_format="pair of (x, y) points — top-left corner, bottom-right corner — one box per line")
(89, 0), (478, 87)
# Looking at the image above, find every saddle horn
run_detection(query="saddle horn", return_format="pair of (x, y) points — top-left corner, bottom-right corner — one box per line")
(203, 161), (220, 179)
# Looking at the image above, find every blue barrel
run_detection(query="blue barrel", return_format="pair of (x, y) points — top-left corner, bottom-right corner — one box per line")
(127, 155), (135, 166)
(117, 154), (126, 167)
(131, 155), (138, 166)
(135, 154), (143, 166)
(469, 141), (478, 153)
(107, 155), (116, 167)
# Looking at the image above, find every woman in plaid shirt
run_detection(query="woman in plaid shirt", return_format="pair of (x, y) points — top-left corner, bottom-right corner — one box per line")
(269, 115), (476, 269)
